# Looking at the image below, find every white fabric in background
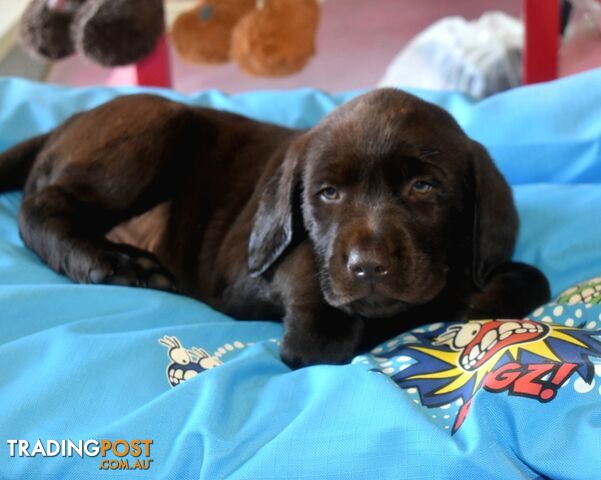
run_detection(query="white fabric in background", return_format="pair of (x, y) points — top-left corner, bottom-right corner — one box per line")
(379, 12), (523, 99)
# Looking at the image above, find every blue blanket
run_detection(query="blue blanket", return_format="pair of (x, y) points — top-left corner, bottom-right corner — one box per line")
(1, 71), (601, 479)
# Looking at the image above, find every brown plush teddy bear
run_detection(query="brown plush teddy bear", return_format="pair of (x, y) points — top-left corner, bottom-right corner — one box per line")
(231, 0), (320, 77)
(20, 0), (165, 67)
(172, 0), (320, 77)
(171, 0), (256, 65)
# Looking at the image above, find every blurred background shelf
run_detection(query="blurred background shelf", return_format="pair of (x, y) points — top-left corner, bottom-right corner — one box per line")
(0, 0), (26, 60)
(0, 0), (48, 80)
(1, 0), (601, 93)
(44, 0), (524, 92)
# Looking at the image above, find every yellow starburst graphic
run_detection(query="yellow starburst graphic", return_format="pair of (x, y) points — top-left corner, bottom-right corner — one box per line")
(385, 319), (601, 433)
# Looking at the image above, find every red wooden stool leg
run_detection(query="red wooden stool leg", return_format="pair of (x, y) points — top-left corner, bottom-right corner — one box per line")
(134, 33), (172, 88)
(107, 33), (173, 88)
(523, 0), (560, 84)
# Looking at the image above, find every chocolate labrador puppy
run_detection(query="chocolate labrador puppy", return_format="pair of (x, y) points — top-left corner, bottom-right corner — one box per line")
(0, 89), (550, 367)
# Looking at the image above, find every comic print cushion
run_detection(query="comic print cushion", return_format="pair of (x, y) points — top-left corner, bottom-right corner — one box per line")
(354, 278), (601, 436)
(556, 276), (601, 305)
(162, 276), (601, 440)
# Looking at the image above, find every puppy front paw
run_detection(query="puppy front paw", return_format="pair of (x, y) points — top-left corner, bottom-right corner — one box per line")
(280, 329), (359, 369)
(88, 244), (177, 292)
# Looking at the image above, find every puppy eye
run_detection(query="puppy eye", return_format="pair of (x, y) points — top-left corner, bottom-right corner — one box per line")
(411, 180), (434, 194)
(319, 186), (340, 201)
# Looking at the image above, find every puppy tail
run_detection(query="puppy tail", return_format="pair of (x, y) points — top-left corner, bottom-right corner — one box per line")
(0, 133), (49, 192)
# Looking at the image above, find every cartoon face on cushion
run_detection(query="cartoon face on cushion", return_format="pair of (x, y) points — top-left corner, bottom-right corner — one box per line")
(434, 320), (550, 371)
(159, 336), (222, 386)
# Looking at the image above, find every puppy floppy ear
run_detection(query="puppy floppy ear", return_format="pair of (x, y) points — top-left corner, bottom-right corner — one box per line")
(248, 138), (306, 277)
(470, 141), (518, 289)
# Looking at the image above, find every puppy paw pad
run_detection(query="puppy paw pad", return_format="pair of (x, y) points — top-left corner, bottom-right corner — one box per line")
(87, 247), (177, 292)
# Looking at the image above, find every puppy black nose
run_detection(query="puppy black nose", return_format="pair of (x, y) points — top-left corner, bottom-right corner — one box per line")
(347, 248), (390, 279)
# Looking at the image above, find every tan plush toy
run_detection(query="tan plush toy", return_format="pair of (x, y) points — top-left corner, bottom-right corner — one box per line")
(20, 0), (165, 66)
(231, 0), (320, 77)
(171, 0), (256, 65)
(172, 0), (320, 77)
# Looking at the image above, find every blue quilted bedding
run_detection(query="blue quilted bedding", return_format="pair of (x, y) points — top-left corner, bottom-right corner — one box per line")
(1, 71), (601, 479)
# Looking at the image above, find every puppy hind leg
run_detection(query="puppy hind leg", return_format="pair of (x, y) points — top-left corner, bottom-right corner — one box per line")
(468, 261), (551, 320)
(19, 186), (177, 291)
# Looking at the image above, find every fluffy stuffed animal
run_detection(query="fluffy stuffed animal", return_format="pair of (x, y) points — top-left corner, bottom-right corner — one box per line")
(20, 0), (165, 66)
(171, 0), (256, 65)
(230, 0), (320, 77)
(172, 0), (320, 77)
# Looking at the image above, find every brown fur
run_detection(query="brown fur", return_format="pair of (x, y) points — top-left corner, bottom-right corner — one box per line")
(231, 0), (320, 76)
(171, 0), (256, 65)
(73, 0), (164, 67)
(0, 89), (550, 368)
(20, 0), (164, 66)
(20, 0), (85, 61)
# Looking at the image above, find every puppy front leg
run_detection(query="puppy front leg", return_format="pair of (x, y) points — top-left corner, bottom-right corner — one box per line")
(19, 186), (176, 291)
(280, 305), (364, 369)
(274, 242), (363, 369)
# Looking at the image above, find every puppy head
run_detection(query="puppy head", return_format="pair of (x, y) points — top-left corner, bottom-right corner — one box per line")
(249, 89), (517, 318)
